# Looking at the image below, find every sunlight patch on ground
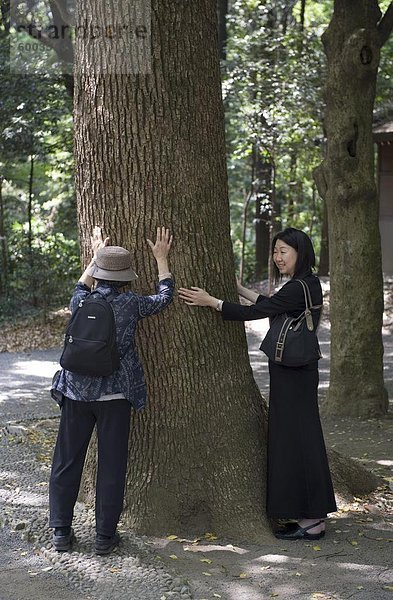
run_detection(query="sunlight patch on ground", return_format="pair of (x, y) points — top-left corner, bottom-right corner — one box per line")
(257, 553), (302, 564)
(0, 470), (19, 480)
(0, 487), (47, 506)
(13, 360), (58, 379)
(183, 543), (248, 555)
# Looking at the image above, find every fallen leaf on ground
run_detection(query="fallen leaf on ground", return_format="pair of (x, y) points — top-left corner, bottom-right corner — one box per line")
(313, 546), (321, 551)
(200, 558), (212, 564)
(169, 554), (178, 560)
(202, 572), (212, 577)
(166, 535), (178, 541)
(204, 532), (218, 541)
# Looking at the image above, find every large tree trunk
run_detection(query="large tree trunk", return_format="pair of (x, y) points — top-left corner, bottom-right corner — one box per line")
(74, 0), (269, 540)
(314, 0), (393, 417)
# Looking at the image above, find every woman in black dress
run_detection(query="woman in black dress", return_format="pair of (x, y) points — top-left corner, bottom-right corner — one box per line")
(178, 228), (337, 540)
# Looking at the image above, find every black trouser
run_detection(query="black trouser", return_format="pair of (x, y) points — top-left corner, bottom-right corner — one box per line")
(49, 397), (131, 537)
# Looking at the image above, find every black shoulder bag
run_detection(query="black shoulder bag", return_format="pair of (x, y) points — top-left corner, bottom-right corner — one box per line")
(259, 279), (323, 367)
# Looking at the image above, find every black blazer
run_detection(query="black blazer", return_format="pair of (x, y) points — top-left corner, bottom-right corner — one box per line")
(222, 274), (323, 326)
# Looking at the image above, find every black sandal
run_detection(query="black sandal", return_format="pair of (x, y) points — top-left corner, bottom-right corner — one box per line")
(274, 520), (325, 540)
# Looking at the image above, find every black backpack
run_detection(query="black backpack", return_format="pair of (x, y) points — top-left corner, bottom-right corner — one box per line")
(60, 289), (120, 377)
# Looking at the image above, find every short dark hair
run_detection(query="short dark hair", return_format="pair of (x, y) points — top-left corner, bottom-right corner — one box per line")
(271, 227), (316, 282)
(95, 279), (129, 288)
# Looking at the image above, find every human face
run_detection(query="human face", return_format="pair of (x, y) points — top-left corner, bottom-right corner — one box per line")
(273, 240), (298, 277)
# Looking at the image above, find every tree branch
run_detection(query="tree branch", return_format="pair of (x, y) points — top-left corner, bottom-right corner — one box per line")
(26, 26), (60, 51)
(49, 0), (75, 27)
(377, 1), (393, 47)
(25, 25), (74, 66)
(313, 163), (328, 199)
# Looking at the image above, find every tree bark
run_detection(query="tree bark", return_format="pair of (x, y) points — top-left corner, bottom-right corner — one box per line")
(314, 0), (392, 417)
(74, 0), (269, 540)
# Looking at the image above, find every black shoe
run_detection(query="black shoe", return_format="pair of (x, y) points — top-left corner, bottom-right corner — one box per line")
(52, 527), (75, 552)
(274, 521), (299, 534)
(275, 520), (325, 540)
(95, 532), (120, 555)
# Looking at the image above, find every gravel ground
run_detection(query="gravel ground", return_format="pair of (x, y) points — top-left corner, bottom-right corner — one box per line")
(0, 284), (392, 600)
(0, 349), (193, 600)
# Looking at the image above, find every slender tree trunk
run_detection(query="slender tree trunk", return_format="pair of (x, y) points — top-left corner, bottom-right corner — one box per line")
(253, 146), (271, 281)
(75, 0), (269, 540)
(314, 0), (393, 417)
(217, 0), (228, 61)
(27, 155), (34, 268)
(0, 176), (8, 294)
(240, 189), (252, 285)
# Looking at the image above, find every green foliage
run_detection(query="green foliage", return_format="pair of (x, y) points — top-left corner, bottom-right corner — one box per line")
(224, 0), (393, 283)
(1, 227), (80, 319)
(224, 0), (328, 281)
(0, 25), (77, 317)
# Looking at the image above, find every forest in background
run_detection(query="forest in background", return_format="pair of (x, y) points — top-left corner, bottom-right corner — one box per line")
(0, 0), (392, 319)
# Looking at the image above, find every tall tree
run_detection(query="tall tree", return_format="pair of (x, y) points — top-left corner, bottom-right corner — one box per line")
(314, 0), (393, 417)
(75, 0), (269, 539)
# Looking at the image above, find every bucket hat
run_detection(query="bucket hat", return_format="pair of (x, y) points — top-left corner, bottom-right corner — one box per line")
(87, 246), (138, 282)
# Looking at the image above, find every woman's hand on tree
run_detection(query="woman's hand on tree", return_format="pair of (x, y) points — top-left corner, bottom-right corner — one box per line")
(91, 226), (110, 259)
(178, 287), (218, 308)
(147, 227), (173, 260)
(236, 278), (244, 295)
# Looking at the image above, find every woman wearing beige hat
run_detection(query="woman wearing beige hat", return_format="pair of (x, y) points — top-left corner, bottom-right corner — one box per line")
(49, 226), (173, 555)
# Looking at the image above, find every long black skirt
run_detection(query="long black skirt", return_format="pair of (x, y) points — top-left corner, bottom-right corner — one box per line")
(266, 360), (337, 519)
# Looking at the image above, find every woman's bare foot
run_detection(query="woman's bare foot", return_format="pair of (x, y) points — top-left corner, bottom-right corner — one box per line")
(298, 518), (325, 534)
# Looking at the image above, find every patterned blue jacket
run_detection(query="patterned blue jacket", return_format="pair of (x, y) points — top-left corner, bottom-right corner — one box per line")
(51, 278), (174, 411)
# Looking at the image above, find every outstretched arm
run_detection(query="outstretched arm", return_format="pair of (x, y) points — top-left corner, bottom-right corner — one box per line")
(79, 226), (110, 288)
(237, 280), (259, 303)
(178, 286), (222, 310)
(179, 280), (307, 321)
(146, 227), (173, 280)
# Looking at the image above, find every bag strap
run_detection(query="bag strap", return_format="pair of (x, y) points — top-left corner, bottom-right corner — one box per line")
(294, 279), (321, 310)
(294, 279), (323, 332)
(274, 280), (323, 361)
(275, 316), (293, 362)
